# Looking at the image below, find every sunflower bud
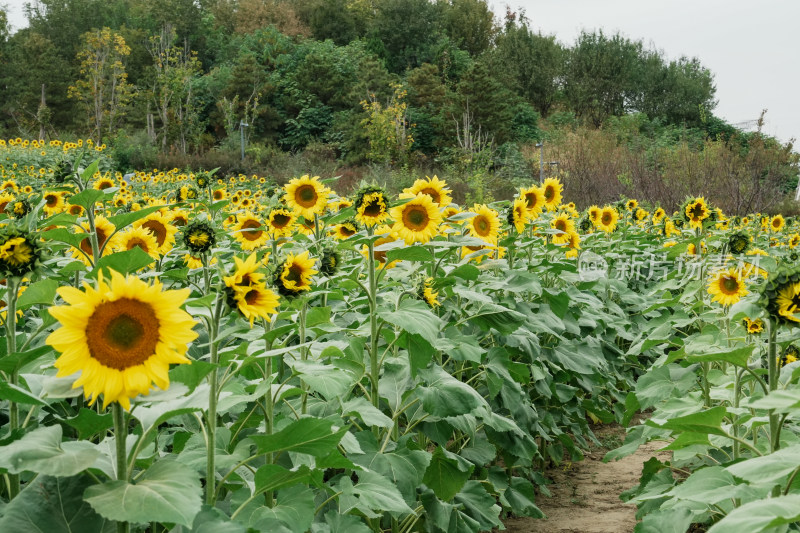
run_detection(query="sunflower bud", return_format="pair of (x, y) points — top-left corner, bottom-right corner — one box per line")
(182, 219), (216, 255)
(0, 229), (41, 277)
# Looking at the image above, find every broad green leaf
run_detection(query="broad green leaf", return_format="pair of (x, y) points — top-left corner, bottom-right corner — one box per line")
(418, 366), (484, 417)
(666, 344), (753, 367)
(0, 425), (99, 476)
(667, 466), (743, 504)
(17, 279), (59, 309)
(423, 447), (473, 501)
(250, 417), (346, 457)
(0, 381), (46, 405)
(341, 397), (393, 428)
(746, 390), (800, 412)
(454, 481), (503, 530)
(84, 459), (202, 527)
(405, 332), (435, 374)
(0, 344), (52, 373)
(635, 509), (693, 533)
(502, 477), (544, 518)
(726, 445), (800, 485)
(90, 247), (155, 278)
(288, 360), (355, 400)
(647, 406), (729, 437)
(0, 474), (114, 533)
(68, 188), (105, 210)
(254, 464), (313, 495)
(379, 299), (443, 345)
(341, 470), (414, 514)
(190, 505), (247, 533)
(707, 494), (800, 533)
(247, 485), (315, 533)
(170, 361), (217, 391)
(386, 245), (434, 263)
(107, 204), (163, 231)
(322, 511), (372, 533)
(65, 408), (113, 440)
(41, 227), (88, 249)
(305, 306), (331, 327)
(131, 384), (208, 433)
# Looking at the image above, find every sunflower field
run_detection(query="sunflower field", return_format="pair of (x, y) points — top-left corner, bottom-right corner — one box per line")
(1, 138), (800, 533)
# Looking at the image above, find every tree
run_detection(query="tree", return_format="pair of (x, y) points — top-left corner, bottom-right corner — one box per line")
(367, 0), (442, 73)
(68, 27), (135, 140)
(439, 0), (497, 57)
(455, 61), (514, 144)
(360, 83), (415, 165)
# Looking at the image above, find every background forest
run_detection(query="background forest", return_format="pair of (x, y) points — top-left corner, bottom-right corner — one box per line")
(0, 0), (797, 213)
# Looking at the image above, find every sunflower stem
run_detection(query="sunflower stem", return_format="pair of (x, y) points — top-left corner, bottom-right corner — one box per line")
(112, 402), (129, 533)
(261, 318), (275, 507)
(205, 293), (223, 506)
(299, 299), (309, 415)
(768, 319), (780, 452)
(366, 233), (381, 433)
(5, 276), (19, 500)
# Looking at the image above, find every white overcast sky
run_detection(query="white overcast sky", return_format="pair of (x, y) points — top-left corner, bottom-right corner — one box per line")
(4, 0), (799, 145)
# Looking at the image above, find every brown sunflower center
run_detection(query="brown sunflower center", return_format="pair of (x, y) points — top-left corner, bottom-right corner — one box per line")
(45, 194), (59, 207)
(544, 186), (555, 201)
(524, 193), (538, 208)
(126, 237), (150, 252)
(141, 220), (167, 246)
(601, 212), (613, 225)
(689, 204), (706, 219)
(555, 219), (567, 232)
(271, 213), (291, 229)
(244, 289), (260, 305)
(241, 219), (263, 241)
(286, 263), (303, 284)
(296, 185), (318, 208)
(340, 225), (356, 237)
(86, 298), (160, 370)
(97, 181), (113, 190)
(473, 216), (490, 236)
(172, 215), (188, 226)
(403, 206), (429, 230)
(419, 188), (441, 204)
(362, 197), (384, 217)
(721, 276), (740, 294)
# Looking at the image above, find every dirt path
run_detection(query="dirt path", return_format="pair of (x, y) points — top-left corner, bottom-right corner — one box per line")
(504, 422), (670, 533)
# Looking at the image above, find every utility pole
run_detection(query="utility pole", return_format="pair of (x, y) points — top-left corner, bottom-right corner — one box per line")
(536, 142), (544, 184)
(240, 120), (249, 161)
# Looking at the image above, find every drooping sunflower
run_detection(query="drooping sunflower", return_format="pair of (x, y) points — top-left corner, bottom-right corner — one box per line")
(743, 317), (764, 334)
(275, 250), (318, 297)
(550, 213), (576, 245)
(541, 177), (563, 211)
(0, 230), (41, 277)
(781, 345), (800, 367)
(684, 197), (710, 229)
(284, 175), (329, 219)
(319, 249), (340, 277)
(47, 270), (198, 410)
(136, 212), (178, 255)
(390, 193), (442, 245)
(507, 198), (529, 233)
(115, 226), (160, 261)
(332, 220), (358, 240)
(401, 176), (452, 208)
(354, 187), (390, 227)
(9, 197), (31, 219)
(467, 204), (500, 244)
(223, 253), (266, 289)
(707, 268), (748, 306)
(596, 206), (619, 233)
(182, 219), (216, 255)
(788, 233), (800, 249)
(771, 214), (786, 232)
(266, 208), (296, 238)
(233, 211), (269, 251)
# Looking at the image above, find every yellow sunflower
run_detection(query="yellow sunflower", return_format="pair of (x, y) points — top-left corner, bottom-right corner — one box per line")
(460, 244), (506, 264)
(401, 175), (452, 208)
(47, 271), (198, 410)
(115, 226), (160, 260)
(653, 207), (666, 223)
(223, 253), (266, 289)
(743, 317), (764, 334)
(467, 204), (500, 244)
(332, 221), (358, 240)
(233, 211), (269, 251)
(43, 191), (66, 216)
(685, 197), (710, 229)
(550, 213), (576, 244)
(170, 209), (189, 227)
(588, 205), (601, 224)
(707, 268), (748, 306)
(135, 212), (178, 255)
(625, 199), (638, 212)
(776, 281), (800, 323)
(230, 284), (280, 326)
(361, 225), (400, 269)
(284, 175), (329, 219)
(355, 189), (390, 227)
(788, 233), (800, 249)
(541, 178), (563, 211)
(596, 206), (619, 233)
(390, 193), (442, 245)
(266, 208), (296, 238)
(421, 277), (440, 307)
(509, 198), (529, 233)
(72, 215), (117, 265)
(771, 215), (786, 232)
(276, 250), (318, 297)
(93, 177), (115, 190)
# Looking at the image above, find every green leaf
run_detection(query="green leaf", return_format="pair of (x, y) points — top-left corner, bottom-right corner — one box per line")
(84, 459), (202, 527)
(502, 477), (544, 518)
(17, 279), (59, 309)
(0, 344), (52, 373)
(0, 474), (114, 533)
(107, 205), (163, 231)
(190, 505), (247, 533)
(666, 344), (753, 367)
(341, 470), (414, 514)
(288, 360), (355, 400)
(80, 159), (100, 183)
(341, 397), (393, 428)
(254, 464), (313, 495)
(68, 188), (105, 210)
(423, 447), (473, 501)
(449, 264), (480, 281)
(322, 511), (372, 533)
(418, 366), (484, 417)
(131, 384), (208, 433)
(41, 227), (88, 249)
(635, 509), (693, 533)
(726, 445), (800, 485)
(379, 299), (443, 345)
(386, 245), (434, 263)
(647, 406), (729, 437)
(707, 494), (800, 533)
(90, 247), (154, 278)
(247, 485), (315, 533)
(305, 306), (331, 327)
(454, 480), (503, 530)
(667, 466), (742, 504)
(169, 361), (217, 391)
(0, 380), (46, 405)
(0, 425), (99, 476)
(406, 332), (435, 374)
(65, 408), (113, 440)
(250, 418), (346, 457)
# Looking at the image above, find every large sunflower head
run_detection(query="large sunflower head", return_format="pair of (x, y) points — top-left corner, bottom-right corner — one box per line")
(390, 193), (442, 245)
(233, 211), (269, 251)
(115, 226), (160, 260)
(228, 284), (280, 326)
(136, 212), (178, 255)
(707, 268), (748, 306)
(541, 178), (563, 211)
(402, 175), (452, 208)
(275, 250), (318, 297)
(182, 219), (216, 255)
(550, 213), (576, 244)
(223, 252), (266, 289)
(0, 229), (42, 277)
(760, 266), (800, 325)
(284, 175), (329, 219)
(354, 187), (390, 227)
(507, 198), (529, 233)
(596, 206), (619, 233)
(43, 190), (66, 216)
(467, 204), (500, 244)
(46, 270), (198, 410)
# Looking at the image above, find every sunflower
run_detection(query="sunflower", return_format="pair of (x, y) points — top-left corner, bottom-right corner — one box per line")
(182, 220), (216, 255)
(328, 197), (353, 212)
(184, 254), (204, 269)
(266, 208), (296, 238)
(72, 216), (117, 265)
(223, 253), (266, 289)
(229, 284), (280, 326)
(635, 208), (649, 222)
(354, 187), (390, 227)
(504, 198), (528, 233)
(47, 271), (198, 410)
(460, 244), (505, 264)
(788, 233), (800, 249)
(390, 193), (442, 245)
(596, 206), (619, 233)
(275, 251), (317, 297)
(93, 177), (115, 190)
(332, 220), (358, 240)
(401, 175), (452, 208)
(319, 249), (340, 277)
(771, 214), (786, 232)
(0, 230), (41, 277)
(467, 204), (500, 244)
(212, 189), (227, 201)
(115, 227), (160, 261)
(588, 205), (601, 224)
(0, 191), (15, 215)
(707, 268), (748, 306)
(541, 178), (563, 211)
(781, 345), (800, 367)
(362, 225), (399, 269)
(136, 212), (178, 255)
(684, 197), (710, 229)
(43, 191), (65, 216)
(419, 277), (440, 307)
(743, 317), (764, 334)
(625, 199), (639, 212)
(9, 197), (31, 219)
(284, 175), (329, 219)
(170, 209), (189, 227)
(550, 213), (576, 245)
(728, 231), (751, 255)
(233, 212), (269, 251)
(653, 207), (666, 224)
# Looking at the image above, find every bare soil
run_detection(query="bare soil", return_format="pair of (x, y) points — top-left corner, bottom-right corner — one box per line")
(503, 419), (670, 533)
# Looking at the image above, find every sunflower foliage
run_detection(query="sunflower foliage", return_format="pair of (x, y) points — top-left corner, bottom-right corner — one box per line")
(1, 143), (800, 533)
